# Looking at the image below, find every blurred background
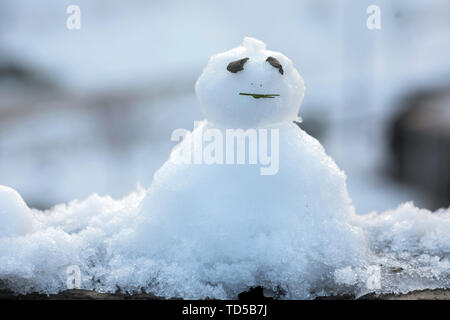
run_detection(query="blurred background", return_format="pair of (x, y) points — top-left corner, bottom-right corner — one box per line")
(0, 0), (449, 213)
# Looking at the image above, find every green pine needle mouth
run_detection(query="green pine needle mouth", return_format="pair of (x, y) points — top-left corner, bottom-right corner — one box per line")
(239, 93), (280, 99)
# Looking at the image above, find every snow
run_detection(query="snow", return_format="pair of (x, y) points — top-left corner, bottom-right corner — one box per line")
(131, 119), (368, 299)
(0, 186), (35, 237)
(196, 37), (305, 128)
(0, 184), (449, 298)
(351, 203), (450, 294)
(0, 37), (449, 299)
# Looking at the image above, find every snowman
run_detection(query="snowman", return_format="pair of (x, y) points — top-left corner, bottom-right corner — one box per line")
(0, 37), (368, 299)
(1, 37), (449, 300)
(131, 37), (367, 298)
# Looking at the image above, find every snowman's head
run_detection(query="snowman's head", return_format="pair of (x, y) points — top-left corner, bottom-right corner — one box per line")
(195, 37), (305, 128)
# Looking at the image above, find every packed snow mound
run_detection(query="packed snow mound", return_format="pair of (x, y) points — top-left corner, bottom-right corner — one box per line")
(196, 36), (305, 128)
(129, 121), (368, 298)
(0, 186), (34, 237)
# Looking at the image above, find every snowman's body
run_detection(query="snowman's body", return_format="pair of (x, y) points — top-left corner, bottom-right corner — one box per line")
(135, 38), (366, 297)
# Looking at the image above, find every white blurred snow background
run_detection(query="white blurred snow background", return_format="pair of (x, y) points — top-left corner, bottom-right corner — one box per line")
(1, 0), (450, 213)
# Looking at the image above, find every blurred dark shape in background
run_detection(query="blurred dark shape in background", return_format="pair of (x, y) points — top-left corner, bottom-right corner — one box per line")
(391, 87), (450, 210)
(0, 62), (50, 89)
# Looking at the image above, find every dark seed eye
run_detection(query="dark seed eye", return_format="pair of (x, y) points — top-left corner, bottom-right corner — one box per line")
(266, 56), (284, 75)
(227, 57), (249, 73)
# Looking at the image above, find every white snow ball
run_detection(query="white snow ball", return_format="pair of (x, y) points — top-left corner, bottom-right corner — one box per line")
(195, 37), (305, 128)
(0, 186), (34, 237)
